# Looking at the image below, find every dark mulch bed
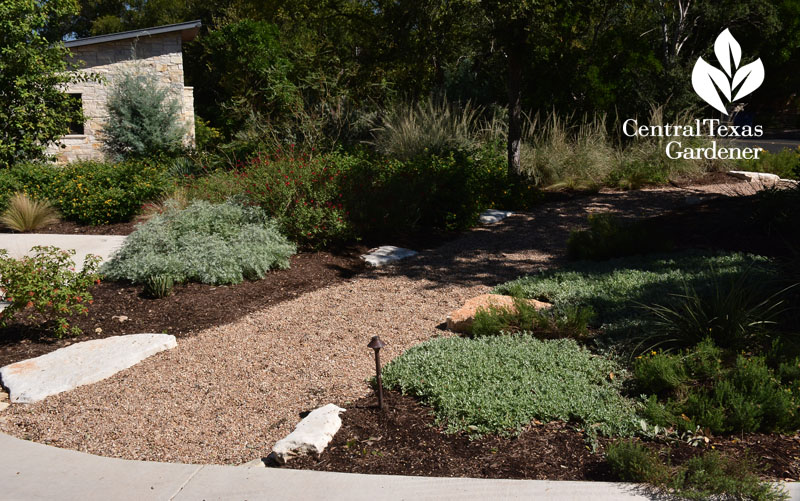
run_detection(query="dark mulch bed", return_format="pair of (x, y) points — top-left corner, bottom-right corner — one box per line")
(286, 391), (800, 482)
(286, 391), (613, 480)
(0, 249), (367, 367)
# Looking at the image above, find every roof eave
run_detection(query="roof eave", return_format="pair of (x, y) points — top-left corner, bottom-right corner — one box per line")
(64, 20), (202, 48)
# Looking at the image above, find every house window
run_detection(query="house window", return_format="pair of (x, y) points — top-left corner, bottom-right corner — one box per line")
(67, 93), (84, 135)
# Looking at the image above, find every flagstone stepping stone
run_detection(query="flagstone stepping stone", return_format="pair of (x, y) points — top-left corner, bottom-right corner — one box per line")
(269, 403), (345, 465)
(0, 334), (177, 404)
(446, 294), (552, 334)
(479, 209), (513, 224)
(361, 246), (418, 267)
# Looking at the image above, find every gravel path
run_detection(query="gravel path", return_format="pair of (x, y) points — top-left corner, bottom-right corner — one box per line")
(0, 183), (754, 465)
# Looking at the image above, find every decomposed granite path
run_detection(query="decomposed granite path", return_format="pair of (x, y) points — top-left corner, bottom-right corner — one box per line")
(0, 183), (757, 465)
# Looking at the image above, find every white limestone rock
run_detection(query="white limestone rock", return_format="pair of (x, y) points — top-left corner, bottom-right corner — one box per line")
(727, 170), (781, 184)
(479, 209), (513, 224)
(0, 334), (177, 404)
(361, 246), (418, 267)
(270, 404), (345, 465)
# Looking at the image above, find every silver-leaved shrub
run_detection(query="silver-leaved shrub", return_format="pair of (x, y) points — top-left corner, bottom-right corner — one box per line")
(102, 200), (295, 285)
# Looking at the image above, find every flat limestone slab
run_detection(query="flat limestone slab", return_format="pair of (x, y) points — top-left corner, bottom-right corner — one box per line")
(270, 404), (345, 464)
(0, 334), (177, 404)
(479, 209), (513, 224)
(361, 246), (418, 267)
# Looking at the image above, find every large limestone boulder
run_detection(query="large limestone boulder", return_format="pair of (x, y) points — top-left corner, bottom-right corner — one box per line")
(727, 170), (781, 184)
(446, 294), (551, 334)
(0, 334), (177, 404)
(269, 404), (345, 465)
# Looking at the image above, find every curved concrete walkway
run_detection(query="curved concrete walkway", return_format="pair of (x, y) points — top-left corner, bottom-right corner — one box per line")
(0, 234), (126, 268)
(1, 433), (797, 501)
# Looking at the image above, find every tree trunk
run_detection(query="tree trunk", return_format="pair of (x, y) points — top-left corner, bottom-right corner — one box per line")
(506, 47), (523, 176)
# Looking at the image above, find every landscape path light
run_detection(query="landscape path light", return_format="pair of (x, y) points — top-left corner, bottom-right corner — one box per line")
(367, 335), (386, 409)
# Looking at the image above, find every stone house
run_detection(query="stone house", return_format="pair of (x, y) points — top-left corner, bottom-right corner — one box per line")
(47, 21), (201, 163)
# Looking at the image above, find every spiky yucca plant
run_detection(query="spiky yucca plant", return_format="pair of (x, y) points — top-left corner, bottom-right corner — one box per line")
(0, 192), (59, 232)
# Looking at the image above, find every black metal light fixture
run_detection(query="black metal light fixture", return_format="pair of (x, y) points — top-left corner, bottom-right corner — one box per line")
(367, 335), (386, 409)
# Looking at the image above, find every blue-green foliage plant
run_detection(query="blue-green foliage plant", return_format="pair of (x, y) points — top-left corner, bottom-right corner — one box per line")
(381, 335), (639, 438)
(103, 68), (187, 159)
(102, 200), (296, 285)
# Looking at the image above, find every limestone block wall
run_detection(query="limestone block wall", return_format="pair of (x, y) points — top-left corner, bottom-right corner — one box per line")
(47, 33), (195, 163)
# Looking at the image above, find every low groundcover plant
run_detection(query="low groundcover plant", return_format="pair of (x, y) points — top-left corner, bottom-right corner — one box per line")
(381, 335), (639, 438)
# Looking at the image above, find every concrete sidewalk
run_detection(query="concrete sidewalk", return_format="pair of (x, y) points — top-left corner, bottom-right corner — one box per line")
(0, 433), (797, 501)
(0, 234), (126, 269)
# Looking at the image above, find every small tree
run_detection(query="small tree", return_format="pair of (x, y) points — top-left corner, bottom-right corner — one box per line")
(0, 0), (86, 167)
(102, 67), (186, 158)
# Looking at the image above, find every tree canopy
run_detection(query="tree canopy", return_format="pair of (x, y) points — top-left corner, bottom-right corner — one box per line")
(0, 0), (87, 166)
(7, 0), (800, 166)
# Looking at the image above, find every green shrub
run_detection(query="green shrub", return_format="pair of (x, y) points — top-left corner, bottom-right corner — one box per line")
(605, 158), (670, 190)
(567, 213), (672, 261)
(674, 451), (787, 501)
(751, 182), (800, 242)
(636, 343), (800, 435)
(605, 440), (670, 485)
(346, 142), (538, 236)
(381, 335), (639, 437)
(101, 200), (296, 285)
(0, 168), (23, 212)
(738, 148), (800, 180)
(103, 67), (187, 159)
(185, 150), (356, 248)
(606, 441), (786, 501)
(3, 160), (169, 225)
(634, 350), (687, 395)
(0, 246), (101, 337)
(494, 251), (776, 340)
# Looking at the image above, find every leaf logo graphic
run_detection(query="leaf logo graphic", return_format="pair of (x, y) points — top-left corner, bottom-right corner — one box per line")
(691, 29), (765, 115)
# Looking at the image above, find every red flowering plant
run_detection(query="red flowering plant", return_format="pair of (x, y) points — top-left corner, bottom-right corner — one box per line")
(186, 148), (364, 248)
(0, 246), (101, 338)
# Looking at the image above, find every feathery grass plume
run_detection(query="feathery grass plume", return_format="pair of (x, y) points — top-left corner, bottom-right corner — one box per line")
(368, 97), (483, 159)
(0, 192), (59, 232)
